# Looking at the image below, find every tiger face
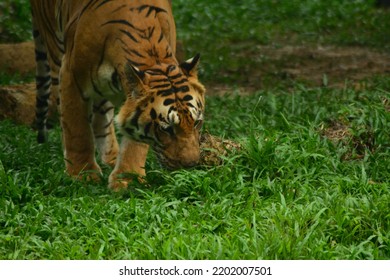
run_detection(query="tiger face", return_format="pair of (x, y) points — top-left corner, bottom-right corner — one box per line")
(116, 55), (205, 169)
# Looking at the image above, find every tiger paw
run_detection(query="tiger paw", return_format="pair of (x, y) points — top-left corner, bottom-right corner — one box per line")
(108, 171), (146, 192)
(66, 163), (102, 182)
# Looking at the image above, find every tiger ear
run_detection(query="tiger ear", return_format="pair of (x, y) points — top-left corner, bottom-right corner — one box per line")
(125, 63), (149, 97)
(180, 53), (200, 77)
(125, 63), (147, 85)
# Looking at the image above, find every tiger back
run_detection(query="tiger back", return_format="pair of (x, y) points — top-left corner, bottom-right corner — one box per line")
(30, 0), (206, 190)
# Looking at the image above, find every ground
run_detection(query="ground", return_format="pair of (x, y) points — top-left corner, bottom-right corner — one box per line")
(211, 44), (390, 94)
(1, 41), (389, 149)
(2, 41), (390, 94)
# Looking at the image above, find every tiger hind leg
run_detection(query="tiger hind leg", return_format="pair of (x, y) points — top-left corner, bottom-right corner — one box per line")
(59, 62), (102, 181)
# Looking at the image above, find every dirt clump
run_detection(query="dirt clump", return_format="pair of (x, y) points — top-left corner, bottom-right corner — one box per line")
(320, 120), (376, 161)
(199, 132), (241, 166)
(0, 83), (57, 126)
(0, 41), (35, 76)
(211, 44), (390, 94)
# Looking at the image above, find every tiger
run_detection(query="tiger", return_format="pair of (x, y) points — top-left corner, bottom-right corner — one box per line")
(30, 0), (206, 190)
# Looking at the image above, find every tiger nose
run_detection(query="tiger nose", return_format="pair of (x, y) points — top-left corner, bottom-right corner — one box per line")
(178, 150), (200, 168)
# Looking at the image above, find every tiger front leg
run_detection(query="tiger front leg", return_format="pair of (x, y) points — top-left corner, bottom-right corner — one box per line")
(108, 138), (149, 191)
(92, 100), (119, 168)
(60, 66), (102, 181)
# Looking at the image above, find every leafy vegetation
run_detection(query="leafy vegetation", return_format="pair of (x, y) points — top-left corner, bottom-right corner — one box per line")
(0, 0), (389, 259)
(0, 0), (32, 43)
(1, 83), (389, 259)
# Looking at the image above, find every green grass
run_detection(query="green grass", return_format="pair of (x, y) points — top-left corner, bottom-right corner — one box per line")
(1, 82), (389, 259)
(173, 0), (390, 83)
(1, 0), (390, 259)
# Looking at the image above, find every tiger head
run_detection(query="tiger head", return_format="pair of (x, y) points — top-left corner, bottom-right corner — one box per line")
(116, 54), (205, 169)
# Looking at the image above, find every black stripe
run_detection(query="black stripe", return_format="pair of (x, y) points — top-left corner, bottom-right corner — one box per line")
(168, 105), (177, 114)
(125, 127), (135, 135)
(35, 50), (47, 61)
(146, 69), (166, 76)
(93, 99), (109, 111)
(33, 29), (40, 39)
(148, 26), (155, 39)
(139, 134), (154, 142)
(79, 0), (98, 17)
(126, 58), (148, 68)
(150, 78), (169, 83)
(58, 6), (63, 32)
(157, 89), (174, 97)
(158, 31), (164, 43)
(94, 132), (111, 138)
(104, 118), (114, 128)
(72, 72), (89, 102)
(92, 78), (104, 96)
(137, 5), (167, 17)
(36, 97), (49, 107)
(173, 78), (187, 85)
(43, 83), (50, 91)
(102, 106), (115, 114)
(130, 107), (142, 129)
(150, 108), (157, 120)
(102, 19), (143, 32)
(169, 73), (182, 80)
(182, 95), (193, 101)
(167, 65), (176, 73)
(151, 83), (171, 90)
(173, 85), (190, 93)
(95, 0), (112, 10)
(111, 4), (127, 13)
(49, 50), (62, 67)
(36, 75), (51, 88)
(111, 69), (120, 90)
(144, 122), (152, 136)
(163, 98), (175, 106)
(120, 29), (139, 43)
(51, 77), (59, 86)
(129, 49), (146, 58)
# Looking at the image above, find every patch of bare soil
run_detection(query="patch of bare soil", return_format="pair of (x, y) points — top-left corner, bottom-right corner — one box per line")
(0, 41), (35, 76)
(0, 83), (37, 125)
(0, 83), (57, 125)
(2, 41), (390, 95)
(263, 45), (390, 86)
(1, 41), (390, 118)
(210, 44), (390, 95)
